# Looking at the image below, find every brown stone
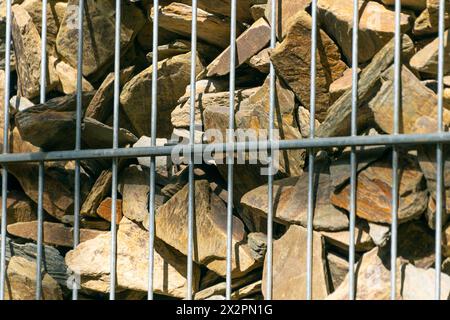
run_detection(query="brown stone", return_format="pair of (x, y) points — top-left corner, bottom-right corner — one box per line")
(56, 0), (145, 78)
(265, 0), (311, 39)
(369, 66), (450, 134)
(241, 168), (349, 232)
(176, 0), (254, 23)
(96, 198), (123, 225)
(15, 93), (138, 151)
(0, 190), (37, 224)
(271, 10), (347, 121)
(5, 256), (62, 300)
(381, 0), (426, 10)
(148, 180), (258, 278)
(317, 35), (415, 138)
(81, 170), (113, 218)
(12, 4), (58, 99)
(332, 153), (428, 224)
(262, 225), (329, 300)
(120, 52), (204, 138)
(7, 221), (105, 248)
(326, 252), (349, 292)
(248, 48), (270, 74)
(206, 18), (271, 77)
(85, 66), (135, 123)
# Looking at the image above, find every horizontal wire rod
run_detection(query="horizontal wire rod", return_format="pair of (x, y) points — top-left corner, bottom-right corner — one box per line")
(0, 134), (449, 164)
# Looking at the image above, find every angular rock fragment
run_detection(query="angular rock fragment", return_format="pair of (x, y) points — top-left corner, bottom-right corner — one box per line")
(369, 66), (450, 134)
(56, 0), (145, 78)
(321, 219), (374, 252)
(327, 248), (403, 300)
(7, 221), (105, 248)
(118, 165), (151, 223)
(317, 35), (415, 138)
(248, 48), (270, 74)
(121, 52), (204, 138)
(241, 167), (349, 232)
(0, 191), (37, 225)
(96, 198), (123, 225)
(403, 264), (450, 300)
(317, 0), (413, 63)
(326, 252), (349, 291)
(15, 93), (138, 151)
(206, 18), (271, 77)
(81, 170), (112, 218)
(332, 153), (428, 224)
(12, 4), (58, 99)
(413, 0), (450, 36)
(410, 30), (450, 75)
(5, 256), (62, 300)
(262, 225), (329, 300)
(148, 180), (258, 278)
(155, 2), (244, 48)
(271, 10), (347, 121)
(265, 0), (311, 39)
(66, 217), (198, 297)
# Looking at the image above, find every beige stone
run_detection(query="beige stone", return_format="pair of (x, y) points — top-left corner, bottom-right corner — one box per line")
(55, 59), (94, 94)
(317, 0), (413, 63)
(326, 248), (403, 300)
(262, 225), (329, 300)
(118, 165), (150, 223)
(410, 30), (450, 75)
(66, 217), (197, 297)
(5, 256), (62, 300)
(155, 2), (244, 49)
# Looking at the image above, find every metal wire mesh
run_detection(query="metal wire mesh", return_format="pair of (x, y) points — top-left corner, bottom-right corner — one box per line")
(0, 0), (448, 301)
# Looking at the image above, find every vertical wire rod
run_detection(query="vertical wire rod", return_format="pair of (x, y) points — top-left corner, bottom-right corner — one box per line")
(306, 0), (318, 301)
(225, 0), (237, 301)
(348, 0), (359, 301)
(109, 0), (121, 301)
(265, 0), (277, 301)
(147, 0), (159, 301)
(435, 0), (446, 301)
(36, 0), (48, 301)
(187, 0), (198, 300)
(72, 0), (84, 301)
(0, 0), (12, 301)
(390, 0), (402, 301)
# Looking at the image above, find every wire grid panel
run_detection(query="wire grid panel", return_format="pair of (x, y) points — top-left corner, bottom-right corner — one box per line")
(0, 0), (448, 301)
